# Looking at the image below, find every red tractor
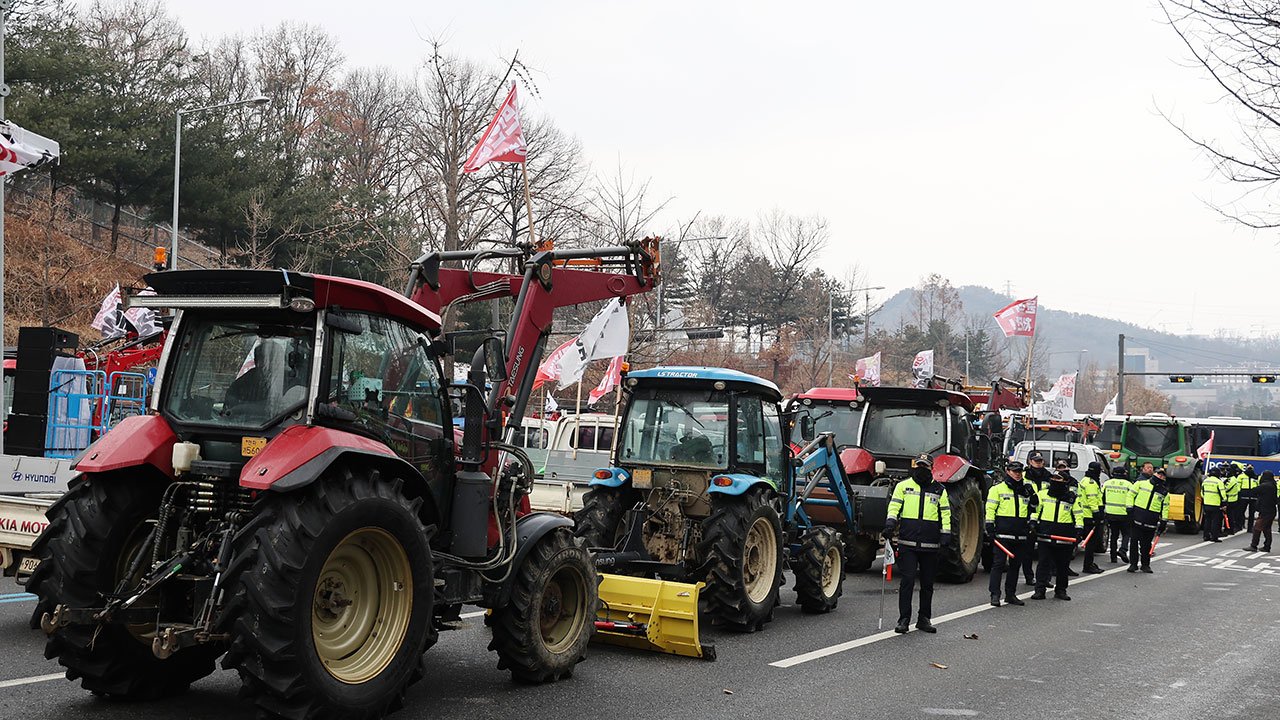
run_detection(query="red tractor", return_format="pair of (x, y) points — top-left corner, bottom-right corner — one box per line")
(28, 241), (659, 719)
(786, 379), (1023, 583)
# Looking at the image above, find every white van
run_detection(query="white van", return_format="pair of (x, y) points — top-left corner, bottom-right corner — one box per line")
(1010, 441), (1114, 479)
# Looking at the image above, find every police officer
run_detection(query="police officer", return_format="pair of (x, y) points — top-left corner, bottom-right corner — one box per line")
(1243, 466), (1259, 532)
(986, 460), (1038, 607)
(1076, 461), (1106, 573)
(1102, 465), (1133, 563)
(1225, 465), (1243, 536)
(1202, 465), (1227, 542)
(884, 453), (951, 634)
(1022, 451), (1052, 584)
(1032, 471), (1083, 600)
(1054, 460), (1082, 577)
(1128, 466), (1170, 573)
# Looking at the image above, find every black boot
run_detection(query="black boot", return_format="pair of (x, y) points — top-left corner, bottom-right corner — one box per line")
(1054, 591), (1071, 601)
(1067, 567), (1079, 577)
(990, 594), (1001, 607)
(1141, 565), (1153, 574)
(1119, 551), (1129, 563)
(1109, 553), (1118, 563)
(916, 619), (936, 633)
(1085, 564), (1104, 574)
(1004, 595), (1025, 606)
(1126, 564), (1138, 573)
(1030, 588), (1046, 600)
(894, 618), (910, 634)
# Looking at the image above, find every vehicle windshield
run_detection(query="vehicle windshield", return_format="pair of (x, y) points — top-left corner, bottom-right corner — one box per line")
(860, 404), (947, 457)
(164, 315), (314, 429)
(1096, 419), (1122, 449)
(1123, 423), (1181, 458)
(791, 403), (864, 445)
(618, 388), (729, 468)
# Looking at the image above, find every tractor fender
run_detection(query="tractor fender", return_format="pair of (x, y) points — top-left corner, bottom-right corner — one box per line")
(708, 473), (775, 497)
(838, 447), (877, 477)
(487, 512), (575, 607)
(588, 466), (631, 488)
(932, 454), (971, 484)
(241, 425), (440, 525)
(74, 414), (177, 477)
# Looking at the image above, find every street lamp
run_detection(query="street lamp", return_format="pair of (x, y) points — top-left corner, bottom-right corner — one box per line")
(849, 285), (886, 357)
(171, 95), (270, 269)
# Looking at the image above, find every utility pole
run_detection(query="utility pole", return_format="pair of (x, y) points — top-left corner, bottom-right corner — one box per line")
(827, 289), (834, 386)
(1117, 333), (1125, 415)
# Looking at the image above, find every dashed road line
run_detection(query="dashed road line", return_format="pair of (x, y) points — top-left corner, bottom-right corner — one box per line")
(0, 673), (63, 689)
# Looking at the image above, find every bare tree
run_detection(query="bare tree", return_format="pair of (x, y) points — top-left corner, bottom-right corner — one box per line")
(1161, 1), (1280, 228)
(587, 162), (670, 246)
(486, 117), (591, 248)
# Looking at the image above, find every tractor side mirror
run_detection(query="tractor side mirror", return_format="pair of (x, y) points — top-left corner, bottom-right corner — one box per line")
(799, 414), (815, 441)
(484, 336), (507, 382)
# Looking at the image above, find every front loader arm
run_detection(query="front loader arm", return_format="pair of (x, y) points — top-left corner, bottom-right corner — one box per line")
(407, 239), (660, 470)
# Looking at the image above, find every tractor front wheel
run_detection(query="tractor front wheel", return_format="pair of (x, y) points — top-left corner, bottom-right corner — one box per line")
(844, 535), (878, 573)
(488, 528), (597, 682)
(791, 526), (844, 614)
(698, 488), (784, 631)
(219, 467), (436, 720)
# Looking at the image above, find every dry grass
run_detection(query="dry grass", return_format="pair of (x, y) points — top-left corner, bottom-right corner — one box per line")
(3, 192), (153, 345)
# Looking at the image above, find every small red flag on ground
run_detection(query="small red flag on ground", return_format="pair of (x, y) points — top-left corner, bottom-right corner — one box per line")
(463, 84), (527, 173)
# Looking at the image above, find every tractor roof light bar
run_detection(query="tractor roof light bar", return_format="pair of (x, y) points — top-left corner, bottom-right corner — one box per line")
(125, 294), (304, 311)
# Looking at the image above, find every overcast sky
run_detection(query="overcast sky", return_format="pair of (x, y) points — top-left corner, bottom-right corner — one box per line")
(157, 0), (1271, 336)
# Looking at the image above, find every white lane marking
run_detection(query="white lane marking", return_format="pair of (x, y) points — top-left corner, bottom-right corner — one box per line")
(1203, 582), (1239, 586)
(0, 673), (63, 689)
(1170, 680), (1186, 689)
(770, 540), (1214, 668)
(461, 610), (486, 619)
(1205, 587), (1230, 591)
(922, 709), (979, 717)
(1093, 622), (1121, 627)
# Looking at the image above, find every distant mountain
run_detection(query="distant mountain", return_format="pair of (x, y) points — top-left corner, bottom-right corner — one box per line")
(875, 285), (1280, 376)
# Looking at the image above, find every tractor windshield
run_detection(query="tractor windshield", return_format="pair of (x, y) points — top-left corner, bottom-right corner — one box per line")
(791, 404), (864, 445)
(618, 388), (730, 469)
(860, 404), (947, 458)
(163, 315), (314, 429)
(1123, 423), (1181, 458)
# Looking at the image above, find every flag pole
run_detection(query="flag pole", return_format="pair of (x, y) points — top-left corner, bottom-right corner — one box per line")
(520, 160), (538, 247)
(1024, 325), (1037, 390)
(572, 378), (584, 460)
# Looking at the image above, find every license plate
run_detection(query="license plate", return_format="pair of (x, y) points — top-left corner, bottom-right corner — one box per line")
(241, 437), (268, 457)
(632, 468), (653, 489)
(18, 556), (39, 574)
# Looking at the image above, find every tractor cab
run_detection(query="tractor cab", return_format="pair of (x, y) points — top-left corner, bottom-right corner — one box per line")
(610, 366), (787, 491)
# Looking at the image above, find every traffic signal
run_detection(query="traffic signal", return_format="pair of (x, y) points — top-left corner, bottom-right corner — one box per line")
(1169, 375), (1193, 383)
(1253, 375), (1277, 384)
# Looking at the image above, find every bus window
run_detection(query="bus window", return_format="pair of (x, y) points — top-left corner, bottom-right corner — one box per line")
(1260, 430), (1280, 457)
(1199, 425), (1260, 457)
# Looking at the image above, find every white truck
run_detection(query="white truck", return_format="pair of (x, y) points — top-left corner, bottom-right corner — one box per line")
(520, 412), (619, 515)
(0, 455), (77, 580)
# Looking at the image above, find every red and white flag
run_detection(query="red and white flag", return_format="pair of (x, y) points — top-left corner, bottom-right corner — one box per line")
(993, 297), (1038, 338)
(588, 356), (624, 405)
(1197, 431), (1215, 460)
(533, 337), (575, 391)
(911, 349), (934, 388)
(855, 351), (881, 386)
(462, 84), (527, 173)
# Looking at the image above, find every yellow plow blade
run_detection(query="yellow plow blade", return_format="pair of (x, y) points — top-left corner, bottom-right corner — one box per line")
(594, 574), (714, 660)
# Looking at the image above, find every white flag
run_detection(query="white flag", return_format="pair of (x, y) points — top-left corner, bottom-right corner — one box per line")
(1100, 393), (1118, 421)
(0, 121), (59, 177)
(1032, 373), (1077, 421)
(855, 352), (881, 387)
(90, 284), (124, 338)
(545, 394), (559, 413)
(912, 350), (934, 388)
(558, 298), (629, 389)
(123, 287), (161, 338)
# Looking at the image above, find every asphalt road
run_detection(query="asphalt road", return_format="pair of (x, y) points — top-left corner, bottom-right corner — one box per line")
(3, 533), (1278, 719)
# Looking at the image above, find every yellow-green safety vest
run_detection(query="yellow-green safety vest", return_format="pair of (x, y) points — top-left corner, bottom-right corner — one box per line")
(1202, 476), (1226, 507)
(1129, 479), (1170, 528)
(1101, 477), (1133, 517)
(1076, 476), (1103, 520)
(887, 478), (952, 549)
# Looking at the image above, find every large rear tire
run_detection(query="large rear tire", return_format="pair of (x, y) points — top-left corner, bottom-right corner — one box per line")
(791, 526), (844, 614)
(220, 467), (436, 720)
(488, 528), (597, 682)
(697, 488), (784, 632)
(574, 486), (638, 549)
(27, 475), (221, 698)
(938, 479), (981, 583)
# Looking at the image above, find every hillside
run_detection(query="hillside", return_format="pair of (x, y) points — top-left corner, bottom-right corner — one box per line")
(876, 285), (1280, 375)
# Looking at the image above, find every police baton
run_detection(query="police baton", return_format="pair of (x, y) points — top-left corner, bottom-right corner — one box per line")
(1150, 534), (1162, 557)
(1077, 528), (1095, 548)
(878, 539), (896, 631)
(992, 538), (1015, 559)
(1049, 534), (1079, 543)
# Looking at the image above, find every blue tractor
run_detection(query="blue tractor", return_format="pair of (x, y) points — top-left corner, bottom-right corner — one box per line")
(577, 367), (856, 631)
